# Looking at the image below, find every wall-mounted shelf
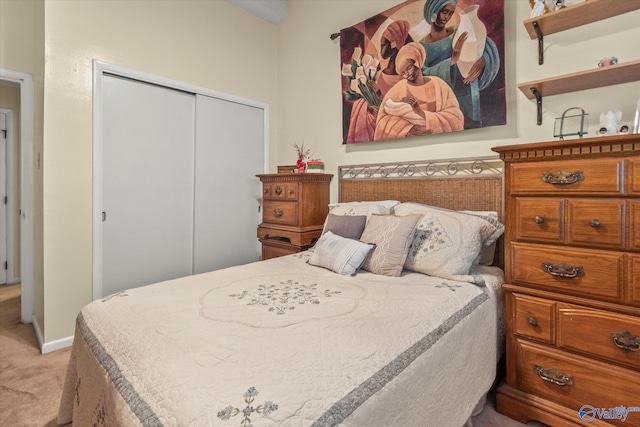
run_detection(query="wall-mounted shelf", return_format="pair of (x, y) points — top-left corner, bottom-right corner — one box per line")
(524, 0), (640, 64)
(518, 60), (640, 125)
(518, 60), (640, 99)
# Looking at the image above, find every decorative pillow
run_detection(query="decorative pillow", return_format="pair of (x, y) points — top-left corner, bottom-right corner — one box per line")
(308, 231), (375, 276)
(394, 203), (504, 284)
(328, 200), (400, 210)
(460, 211), (500, 265)
(359, 213), (423, 277)
(322, 213), (367, 240)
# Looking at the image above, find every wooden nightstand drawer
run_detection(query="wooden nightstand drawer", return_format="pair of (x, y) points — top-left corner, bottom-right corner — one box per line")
(515, 339), (640, 419)
(557, 303), (640, 370)
(567, 199), (625, 249)
(260, 238), (310, 260)
(263, 182), (298, 200)
(514, 197), (563, 243)
(263, 201), (298, 226)
(509, 158), (622, 195)
(511, 243), (623, 302)
(513, 293), (555, 344)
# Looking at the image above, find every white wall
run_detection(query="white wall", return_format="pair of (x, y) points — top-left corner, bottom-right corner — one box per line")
(277, 0), (640, 201)
(41, 0), (279, 342)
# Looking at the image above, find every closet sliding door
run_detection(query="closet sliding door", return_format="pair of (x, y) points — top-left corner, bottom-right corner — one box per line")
(98, 71), (265, 298)
(102, 75), (196, 295)
(193, 95), (263, 274)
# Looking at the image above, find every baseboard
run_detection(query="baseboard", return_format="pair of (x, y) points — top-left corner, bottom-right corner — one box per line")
(32, 317), (73, 354)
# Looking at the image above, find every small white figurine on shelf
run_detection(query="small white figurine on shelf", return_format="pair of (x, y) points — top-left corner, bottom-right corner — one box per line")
(531, 0), (546, 18)
(599, 110), (622, 136)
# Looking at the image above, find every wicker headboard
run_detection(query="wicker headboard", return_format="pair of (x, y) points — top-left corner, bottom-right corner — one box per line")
(338, 156), (504, 268)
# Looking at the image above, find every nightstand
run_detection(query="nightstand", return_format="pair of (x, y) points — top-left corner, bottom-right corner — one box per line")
(257, 173), (332, 260)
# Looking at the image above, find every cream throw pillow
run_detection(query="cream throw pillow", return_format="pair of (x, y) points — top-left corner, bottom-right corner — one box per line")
(359, 213), (422, 277)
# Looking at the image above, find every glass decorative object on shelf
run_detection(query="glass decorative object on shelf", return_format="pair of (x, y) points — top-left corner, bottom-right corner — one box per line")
(554, 107), (588, 140)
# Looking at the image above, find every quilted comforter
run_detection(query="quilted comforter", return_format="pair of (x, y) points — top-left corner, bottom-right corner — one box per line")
(58, 251), (504, 427)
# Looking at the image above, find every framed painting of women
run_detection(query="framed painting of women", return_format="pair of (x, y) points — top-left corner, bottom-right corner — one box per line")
(339, 0), (505, 144)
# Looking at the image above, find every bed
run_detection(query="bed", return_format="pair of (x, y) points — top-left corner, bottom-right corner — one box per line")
(58, 157), (505, 427)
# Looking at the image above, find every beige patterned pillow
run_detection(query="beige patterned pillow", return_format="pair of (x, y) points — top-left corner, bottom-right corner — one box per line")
(395, 203), (504, 284)
(308, 231), (375, 276)
(359, 213), (422, 277)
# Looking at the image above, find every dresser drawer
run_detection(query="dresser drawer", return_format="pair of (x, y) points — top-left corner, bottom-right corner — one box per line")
(263, 182), (298, 201)
(631, 201), (640, 252)
(262, 201), (298, 226)
(511, 243), (623, 302)
(512, 293), (555, 344)
(509, 158), (622, 195)
(557, 303), (640, 370)
(515, 339), (640, 420)
(566, 199), (625, 249)
(514, 198), (563, 243)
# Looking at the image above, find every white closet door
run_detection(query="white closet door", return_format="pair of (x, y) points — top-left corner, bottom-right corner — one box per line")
(193, 95), (263, 274)
(102, 75), (196, 295)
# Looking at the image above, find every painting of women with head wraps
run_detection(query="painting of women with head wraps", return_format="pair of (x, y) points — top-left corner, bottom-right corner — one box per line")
(339, 0), (505, 144)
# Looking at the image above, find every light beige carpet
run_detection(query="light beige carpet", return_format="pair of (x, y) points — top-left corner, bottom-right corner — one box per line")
(0, 283), (545, 427)
(0, 284), (72, 427)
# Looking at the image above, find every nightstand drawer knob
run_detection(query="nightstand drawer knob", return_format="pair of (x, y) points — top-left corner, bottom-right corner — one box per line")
(528, 316), (538, 326)
(534, 365), (573, 386)
(541, 170), (584, 185)
(611, 330), (640, 352)
(274, 186), (282, 196)
(534, 216), (545, 224)
(589, 219), (601, 228)
(273, 209), (284, 217)
(541, 262), (584, 278)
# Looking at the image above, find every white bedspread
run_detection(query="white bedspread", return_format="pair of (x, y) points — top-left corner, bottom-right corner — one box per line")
(59, 251), (503, 427)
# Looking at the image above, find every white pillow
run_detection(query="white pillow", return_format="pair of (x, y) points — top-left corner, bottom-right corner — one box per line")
(308, 231), (374, 276)
(328, 201), (400, 220)
(394, 203), (504, 284)
(460, 211), (500, 265)
(328, 200), (400, 210)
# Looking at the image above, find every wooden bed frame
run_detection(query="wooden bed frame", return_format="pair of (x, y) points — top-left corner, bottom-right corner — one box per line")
(338, 156), (504, 268)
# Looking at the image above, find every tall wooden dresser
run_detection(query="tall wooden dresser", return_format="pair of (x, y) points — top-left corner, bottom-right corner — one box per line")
(257, 173), (332, 260)
(493, 136), (640, 426)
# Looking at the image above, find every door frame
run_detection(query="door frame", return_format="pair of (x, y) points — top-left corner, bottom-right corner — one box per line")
(0, 108), (15, 285)
(0, 69), (35, 323)
(92, 60), (269, 300)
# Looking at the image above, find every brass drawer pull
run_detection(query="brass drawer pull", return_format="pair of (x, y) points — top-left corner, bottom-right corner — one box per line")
(541, 262), (584, 278)
(528, 316), (538, 326)
(541, 170), (584, 185)
(274, 186), (283, 196)
(534, 216), (545, 224)
(534, 365), (573, 386)
(273, 209), (284, 217)
(589, 219), (601, 228)
(611, 330), (640, 352)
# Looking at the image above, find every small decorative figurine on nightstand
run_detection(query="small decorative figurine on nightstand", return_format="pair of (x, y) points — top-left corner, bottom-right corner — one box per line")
(620, 125), (630, 135)
(599, 110), (622, 136)
(293, 142), (311, 173)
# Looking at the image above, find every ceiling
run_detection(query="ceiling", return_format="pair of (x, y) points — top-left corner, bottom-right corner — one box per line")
(226, 0), (287, 24)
